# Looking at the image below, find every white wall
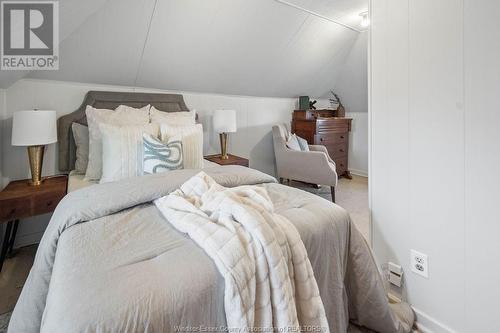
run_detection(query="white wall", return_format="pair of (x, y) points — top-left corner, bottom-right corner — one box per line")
(5, 0), (361, 99)
(345, 111), (368, 176)
(463, 1), (500, 330)
(335, 32), (368, 114)
(334, 32), (369, 175)
(371, 1), (500, 332)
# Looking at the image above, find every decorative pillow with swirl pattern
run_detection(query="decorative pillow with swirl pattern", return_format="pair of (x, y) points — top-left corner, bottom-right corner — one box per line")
(143, 134), (183, 174)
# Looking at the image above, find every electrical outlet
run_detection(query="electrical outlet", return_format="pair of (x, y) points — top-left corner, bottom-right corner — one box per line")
(410, 250), (428, 278)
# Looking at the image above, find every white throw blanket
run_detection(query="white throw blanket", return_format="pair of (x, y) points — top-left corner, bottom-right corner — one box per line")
(155, 172), (329, 332)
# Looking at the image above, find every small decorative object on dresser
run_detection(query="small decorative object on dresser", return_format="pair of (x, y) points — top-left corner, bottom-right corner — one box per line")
(213, 109), (237, 160)
(204, 154), (249, 167)
(0, 175), (67, 272)
(11, 110), (57, 186)
(298, 96), (310, 110)
(291, 109), (352, 179)
(329, 91), (345, 117)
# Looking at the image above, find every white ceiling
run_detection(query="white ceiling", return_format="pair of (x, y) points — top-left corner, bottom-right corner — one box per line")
(1, 0), (368, 98)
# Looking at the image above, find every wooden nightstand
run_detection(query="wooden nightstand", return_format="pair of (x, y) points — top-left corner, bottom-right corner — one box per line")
(0, 175), (67, 272)
(205, 154), (249, 167)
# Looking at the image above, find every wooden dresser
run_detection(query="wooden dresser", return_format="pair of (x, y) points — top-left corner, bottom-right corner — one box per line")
(291, 110), (352, 179)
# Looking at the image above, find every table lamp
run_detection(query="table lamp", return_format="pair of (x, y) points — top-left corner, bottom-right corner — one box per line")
(11, 110), (57, 186)
(213, 110), (237, 159)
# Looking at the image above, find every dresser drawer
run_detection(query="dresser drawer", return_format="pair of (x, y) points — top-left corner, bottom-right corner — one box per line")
(33, 191), (65, 216)
(0, 197), (31, 222)
(334, 157), (348, 175)
(326, 143), (348, 159)
(317, 119), (350, 133)
(314, 132), (348, 145)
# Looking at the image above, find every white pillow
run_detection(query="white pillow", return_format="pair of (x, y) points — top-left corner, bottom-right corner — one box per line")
(286, 134), (302, 151)
(72, 123), (89, 174)
(150, 106), (196, 126)
(99, 123), (159, 184)
(296, 135), (310, 152)
(160, 123), (204, 169)
(85, 104), (150, 180)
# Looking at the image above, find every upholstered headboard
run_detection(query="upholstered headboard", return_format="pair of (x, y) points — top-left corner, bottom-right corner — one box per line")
(57, 91), (190, 172)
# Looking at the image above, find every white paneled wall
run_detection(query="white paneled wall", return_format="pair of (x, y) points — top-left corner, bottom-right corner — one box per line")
(463, 1), (500, 331)
(372, 0), (500, 332)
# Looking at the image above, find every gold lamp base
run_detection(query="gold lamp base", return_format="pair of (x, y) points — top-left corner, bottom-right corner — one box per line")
(219, 133), (229, 159)
(27, 145), (45, 186)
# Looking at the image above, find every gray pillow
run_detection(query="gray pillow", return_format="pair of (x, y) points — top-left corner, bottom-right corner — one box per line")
(296, 135), (310, 151)
(143, 134), (183, 174)
(72, 123), (89, 173)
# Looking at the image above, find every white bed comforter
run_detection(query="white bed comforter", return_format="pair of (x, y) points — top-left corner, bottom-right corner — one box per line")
(155, 172), (329, 332)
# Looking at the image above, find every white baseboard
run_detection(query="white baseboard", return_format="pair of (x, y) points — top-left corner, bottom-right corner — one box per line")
(349, 168), (368, 177)
(413, 307), (457, 333)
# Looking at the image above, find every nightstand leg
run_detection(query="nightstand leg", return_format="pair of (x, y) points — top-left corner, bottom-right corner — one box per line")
(0, 220), (13, 273)
(8, 219), (19, 255)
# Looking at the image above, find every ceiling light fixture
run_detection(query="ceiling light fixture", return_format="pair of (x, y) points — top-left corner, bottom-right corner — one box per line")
(360, 11), (370, 28)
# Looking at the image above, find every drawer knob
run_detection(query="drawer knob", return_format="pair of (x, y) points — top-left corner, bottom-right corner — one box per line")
(46, 201), (53, 206)
(339, 149), (344, 152)
(320, 138), (323, 141)
(340, 136), (344, 139)
(10, 208), (16, 214)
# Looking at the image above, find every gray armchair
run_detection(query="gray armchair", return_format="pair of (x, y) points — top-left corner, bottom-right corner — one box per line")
(272, 124), (338, 202)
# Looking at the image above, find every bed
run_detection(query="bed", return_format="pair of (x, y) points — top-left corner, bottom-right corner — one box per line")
(9, 92), (413, 333)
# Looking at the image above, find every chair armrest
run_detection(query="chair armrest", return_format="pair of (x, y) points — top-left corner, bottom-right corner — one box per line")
(281, 149), (328, 164)
(308, 145), (334, 164)
(281, 149), (334, 173)
(278, 149), (337, 186)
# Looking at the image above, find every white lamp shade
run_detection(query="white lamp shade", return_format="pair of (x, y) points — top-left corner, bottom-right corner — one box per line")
(12, 110), (57, 146)
(213, 109), (237, 133)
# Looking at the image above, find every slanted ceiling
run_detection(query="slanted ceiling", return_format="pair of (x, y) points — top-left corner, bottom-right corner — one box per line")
(2, 0), (367, 98)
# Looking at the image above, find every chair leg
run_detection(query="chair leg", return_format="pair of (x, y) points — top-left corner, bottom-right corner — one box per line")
(331, 186), (336, 203)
